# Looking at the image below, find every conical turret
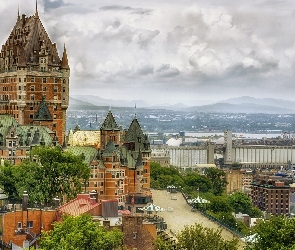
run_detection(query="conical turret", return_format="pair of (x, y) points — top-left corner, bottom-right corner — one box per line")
(61, 44), (70, 69)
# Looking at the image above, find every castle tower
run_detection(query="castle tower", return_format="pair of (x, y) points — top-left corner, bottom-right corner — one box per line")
(100, 111), (121, 150)
(0, 4), (70, 144)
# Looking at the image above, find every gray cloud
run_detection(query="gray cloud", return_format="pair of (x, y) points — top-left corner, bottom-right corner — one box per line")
(2, 0), (295, 105)
(100, 5), (153, 15)
(156, 64), (181, 78)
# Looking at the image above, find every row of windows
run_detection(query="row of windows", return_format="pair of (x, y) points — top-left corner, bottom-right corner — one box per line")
(30, 105), (57, 111)
(17, 221), (33, 229)
(27, 95), (63, 101)
(29, 113), (58, 119)
(0, 78), (68, 84)
(28, 85), (64, 92)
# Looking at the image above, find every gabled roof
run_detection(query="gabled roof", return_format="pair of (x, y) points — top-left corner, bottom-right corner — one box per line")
(57, 194), (99, 217)
(1, 10), (61, 69)
(34, 96), (53, 121)
(124, 117), (144, 142)
(0, 115), (55, 147)
(100, 111), (119, 131)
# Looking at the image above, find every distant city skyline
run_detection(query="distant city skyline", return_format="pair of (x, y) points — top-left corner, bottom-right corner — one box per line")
(1, 0), (295, 105)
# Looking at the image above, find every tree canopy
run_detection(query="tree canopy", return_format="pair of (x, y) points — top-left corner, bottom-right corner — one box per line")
(39, 214), (123, 250)
(204, 167), (228, 195)
(244, 216), (295, 250)
(0, 146), (90, 204)
(227, 192), (263, 218)
(156, 223), (239, 250)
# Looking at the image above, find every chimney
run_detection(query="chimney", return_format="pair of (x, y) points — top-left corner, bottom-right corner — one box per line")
(22, 191), (28, 211)
(53, 196), (60, 207)
(90, 190), (98, 203)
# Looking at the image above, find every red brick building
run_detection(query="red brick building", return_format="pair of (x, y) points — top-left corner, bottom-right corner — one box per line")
(71, 111), (152, 210)
(250, 174), (291, 215)
(0, 4), (69, 145)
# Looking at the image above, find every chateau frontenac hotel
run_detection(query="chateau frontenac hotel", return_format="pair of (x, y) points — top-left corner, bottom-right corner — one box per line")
(0, 4), (151, 209)
(0, 5), (69, 145)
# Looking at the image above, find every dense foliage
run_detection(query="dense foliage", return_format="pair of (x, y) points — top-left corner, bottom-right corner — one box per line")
(156, 223), (239, 250)
(227, 192), (263, 218)
(204, 167), (228, 195)
(0, 146), (90, 204)
(40, 214), (123, 250)
(244, 216), (295, 250)
(150, 162), (227, 195)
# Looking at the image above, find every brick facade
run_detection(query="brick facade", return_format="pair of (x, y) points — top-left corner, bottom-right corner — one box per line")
(0, 7), (69, 145)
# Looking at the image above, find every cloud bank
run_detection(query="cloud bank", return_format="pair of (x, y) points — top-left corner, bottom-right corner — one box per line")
(1, 0), (295, 105)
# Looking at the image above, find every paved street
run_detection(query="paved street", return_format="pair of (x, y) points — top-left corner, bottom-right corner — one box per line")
(152, 189), (245, 249)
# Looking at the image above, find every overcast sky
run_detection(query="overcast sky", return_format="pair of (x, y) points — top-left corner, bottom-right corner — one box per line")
(1, 0), (295, 105)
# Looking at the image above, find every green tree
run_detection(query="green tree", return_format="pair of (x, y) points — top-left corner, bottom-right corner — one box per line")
(0, 146), (90, 204)
(227, 192), (263, 218)
(248, 207), (263, 218)
(183, 172), (212, 193)
(39, 214), (123, 250)
(164, 223), (239, 250)
(0, 161), (19, 200)
(204, 167), (228, 195)
(210, 196), (233, 214)
(227, 192), (252, 214)
(244, 216), (295, 250)
(150, 162), (183, 189)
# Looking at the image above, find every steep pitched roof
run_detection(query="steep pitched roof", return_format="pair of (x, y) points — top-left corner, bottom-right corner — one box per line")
(100, 111), (119, 131)
(34, 96), (53, 121)
(124, 117), (145, 142)
(1, 9), (61, 70)
(0, 115), (56, 147)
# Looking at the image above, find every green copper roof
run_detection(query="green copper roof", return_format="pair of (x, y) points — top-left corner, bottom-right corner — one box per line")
(100, 111), (119, 131)
(0, 115), (55, 147)
(34, 96), (53, 121)
(124, 117), (144, 142)
(66, 146), (98, 166)
(103, 140), (118, 155)
(135, 151), (143, 169)
(120, 146), (136, 169)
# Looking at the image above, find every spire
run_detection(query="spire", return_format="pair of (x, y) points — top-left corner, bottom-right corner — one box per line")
(135, 103), (137, 117)
(61, 44), (70, 69)
(35, 0), (39, 18)
(17, 4), (20, 21)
